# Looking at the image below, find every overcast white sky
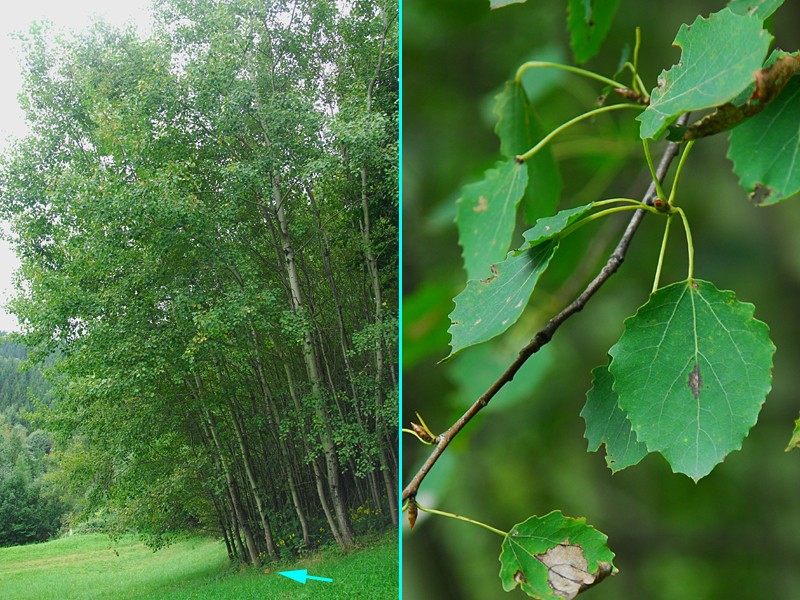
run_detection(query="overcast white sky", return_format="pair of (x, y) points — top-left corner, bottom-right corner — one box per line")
(0, 1), (153, 333)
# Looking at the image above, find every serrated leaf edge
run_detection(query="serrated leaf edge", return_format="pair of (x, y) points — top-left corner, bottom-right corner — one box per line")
(607, 279), (775, 481)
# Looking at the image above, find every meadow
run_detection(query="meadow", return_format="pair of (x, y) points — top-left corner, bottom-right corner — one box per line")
(0, 531), (398, 599)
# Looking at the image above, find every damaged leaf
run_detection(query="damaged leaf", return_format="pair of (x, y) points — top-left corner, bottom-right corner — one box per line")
(448, 203), (595, 358)
(727, 0), (784, 20)
(456, 159), (528, 280)
(499, 510), (615, 599)
(608, 279), (775, 481)
(447, 241), (557, 358)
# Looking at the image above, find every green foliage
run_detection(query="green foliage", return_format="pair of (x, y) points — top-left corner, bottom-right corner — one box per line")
(405, 1), (800, 598)
(2, 0), (397, 562)
(0, 418), (66, 547)
(581, 364), (647, 472)
(0, 337), (52, 427)
(606, 279), (775, 481)
(728, 76), (800, 205)
(638, 8), (771, 139)
(566, 0), (621, 64)
(455, 159), (528, 280)
(727, 0), (784, 20)
(448, 202), (595, 357)
(448, 242), (557, 358)
(499, 511), (615, 600)
(493, 81), (562, 224)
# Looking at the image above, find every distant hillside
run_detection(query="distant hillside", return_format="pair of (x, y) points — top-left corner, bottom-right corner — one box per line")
(0, 334), (52, 426)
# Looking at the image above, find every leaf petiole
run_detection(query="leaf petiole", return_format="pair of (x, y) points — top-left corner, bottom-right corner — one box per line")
(672, 206), (695, 281)
(518, 104), (644, 162)
(642, 138), (666, 201)
(652, 214), (673, 293)
(667, 140), (695, 205)
(416, 503), (508, 537)
(593, 197), (643, 208)
(632, 27), (644, 95)
(561, 202), (660, 239)
(514, 61), (627, 90)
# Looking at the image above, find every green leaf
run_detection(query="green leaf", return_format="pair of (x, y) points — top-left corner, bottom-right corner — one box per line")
(448, 203), (595, 357)
(521, 202), (596, 246)
(608, 279), (775, 481)
(448, 241), (557, 358)
(638, 8), (771, 139)
(456, 160), (528, 280)
(727, 0), (784, 20)
(490, 0), (527, 8)
(499, 510), (615, 600)
(494, 81), (534, 159)
(727, 76), (800, 205)
(566, 0), (621, 65)
(495, 81), (534, 159)
(582, 364), (647, 472)
(493, 81), (561, 225)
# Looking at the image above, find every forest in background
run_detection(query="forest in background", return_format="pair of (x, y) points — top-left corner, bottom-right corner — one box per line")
(0, 336), (63, 547)
(0, 0), (398, 565)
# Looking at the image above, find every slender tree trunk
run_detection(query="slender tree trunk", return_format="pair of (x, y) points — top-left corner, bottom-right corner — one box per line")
(210, 490), (235, 561)
(262, 378), (312, 547)
(204, 408), (261, 565)
(224, 264), (314, 549)
(272, 175), (355, 548)
(228, 392), (279, 561)
(282, 361), (345, 548)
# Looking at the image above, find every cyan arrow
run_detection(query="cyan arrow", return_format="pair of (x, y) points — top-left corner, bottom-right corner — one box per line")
(278, 569), (333, 584)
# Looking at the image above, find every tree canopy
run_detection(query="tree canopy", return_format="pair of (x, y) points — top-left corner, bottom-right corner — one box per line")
(0, 0), (398, 561)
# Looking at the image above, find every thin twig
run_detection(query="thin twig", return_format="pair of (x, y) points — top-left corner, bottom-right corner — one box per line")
(402, 115), (690, 503)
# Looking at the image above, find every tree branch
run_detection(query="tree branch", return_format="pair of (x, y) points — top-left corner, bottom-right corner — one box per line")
(402, 115), (690, 503)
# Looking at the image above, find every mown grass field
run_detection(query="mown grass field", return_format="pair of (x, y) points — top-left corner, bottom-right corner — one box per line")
(0, 531), (398, 599)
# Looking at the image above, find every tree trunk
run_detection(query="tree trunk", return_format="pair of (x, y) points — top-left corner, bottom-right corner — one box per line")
(204, 407), (261, 565)
(272, 175), (355, 548)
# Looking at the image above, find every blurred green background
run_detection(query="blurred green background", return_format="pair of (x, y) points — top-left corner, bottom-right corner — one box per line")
(402, 1), (800, 598)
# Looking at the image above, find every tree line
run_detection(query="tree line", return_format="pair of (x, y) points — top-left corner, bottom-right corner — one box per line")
(0, 0), (398, 563)
(0, 337), (64, 547)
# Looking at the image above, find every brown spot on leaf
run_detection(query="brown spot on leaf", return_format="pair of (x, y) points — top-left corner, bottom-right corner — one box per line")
(473, 196), (489, 212)
(750, 184), (773, 205)
(535, 543), (614, 599)
(688, 363), (702, 400)
(480, 264), (498, 283)
(514, 570), (527, 584)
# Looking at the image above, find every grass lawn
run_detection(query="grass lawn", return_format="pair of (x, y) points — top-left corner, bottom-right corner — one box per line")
(0, 531), (398, 599)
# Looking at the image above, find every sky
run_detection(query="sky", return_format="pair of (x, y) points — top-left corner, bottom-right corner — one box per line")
(0, 1), (153, 333)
